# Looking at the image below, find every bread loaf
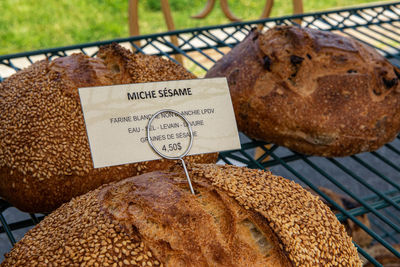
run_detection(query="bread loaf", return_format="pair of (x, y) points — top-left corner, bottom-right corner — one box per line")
(206, 26), (400, 156)
(2, 164), (361, 266)
(0, 43), (217, 213)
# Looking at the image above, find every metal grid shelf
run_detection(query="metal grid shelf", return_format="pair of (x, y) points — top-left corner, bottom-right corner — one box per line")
(1, 2), (400, 265)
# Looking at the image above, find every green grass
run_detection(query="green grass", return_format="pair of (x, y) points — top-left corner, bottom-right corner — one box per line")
(0, 0), (389, 55)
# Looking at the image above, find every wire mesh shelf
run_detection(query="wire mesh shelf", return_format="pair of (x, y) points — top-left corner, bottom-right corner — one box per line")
(1, 2), (400, 266)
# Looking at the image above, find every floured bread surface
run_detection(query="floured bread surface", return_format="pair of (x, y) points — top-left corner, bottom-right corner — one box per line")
(2, 164), (361, 266)
(206, 26), (400, 156)
(0, 43), (217, 213)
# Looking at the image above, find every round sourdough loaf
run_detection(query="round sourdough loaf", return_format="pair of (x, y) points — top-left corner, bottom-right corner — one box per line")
(0, 43), (217, 213)
(206, 26), (400, 156)
(2, 164), (361, 266)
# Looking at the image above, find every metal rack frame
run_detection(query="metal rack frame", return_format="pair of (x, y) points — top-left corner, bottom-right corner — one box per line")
(1, 2), (400, 265)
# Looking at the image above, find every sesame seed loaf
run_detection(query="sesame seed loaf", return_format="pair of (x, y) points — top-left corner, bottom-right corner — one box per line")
(205, 26), (400, 156)
(2, 164), (361, 266)
(0, 43), (217, 213)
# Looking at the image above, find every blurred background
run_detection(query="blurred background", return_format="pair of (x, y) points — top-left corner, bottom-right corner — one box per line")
(0, 0), (389, 55)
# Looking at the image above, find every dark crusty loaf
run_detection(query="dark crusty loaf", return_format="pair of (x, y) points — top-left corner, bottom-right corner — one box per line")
(206, 26), (400, 156)
(2, 164), (361, 266)
(0, 43), (217, 213)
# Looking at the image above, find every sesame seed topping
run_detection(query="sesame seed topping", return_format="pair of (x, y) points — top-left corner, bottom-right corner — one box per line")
(190, 164), (362, 266)
(1, 187), (160, 266)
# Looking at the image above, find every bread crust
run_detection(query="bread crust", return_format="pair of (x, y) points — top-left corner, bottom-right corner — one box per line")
(206, 26), (400, 156)
(1, 164), (361, 266)
(99, 171), (292, 266)
(0, 44), (217, 212)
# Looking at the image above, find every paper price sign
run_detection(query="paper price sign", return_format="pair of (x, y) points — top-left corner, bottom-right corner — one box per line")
(79, 77), (241, 168)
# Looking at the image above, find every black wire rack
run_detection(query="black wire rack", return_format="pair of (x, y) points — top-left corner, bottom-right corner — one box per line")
(1, 1), (400, 265)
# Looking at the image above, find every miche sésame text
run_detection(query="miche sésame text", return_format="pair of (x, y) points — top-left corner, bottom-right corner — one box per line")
(127, 87), (192, 100)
